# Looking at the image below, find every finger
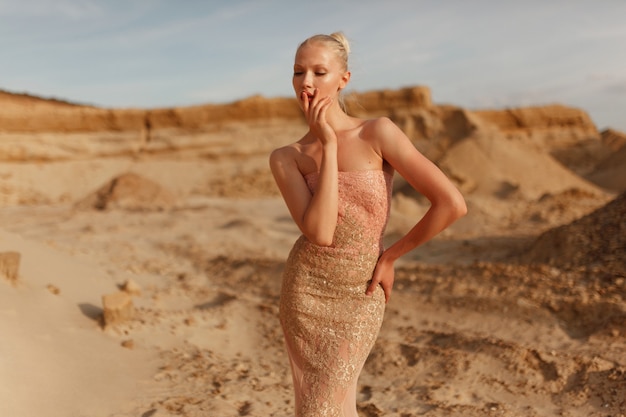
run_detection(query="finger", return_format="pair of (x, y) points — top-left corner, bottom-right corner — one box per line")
(314, 97), (332, 121)
(301, 91), (310, 114)
(318, 96), (332, 111)
(310, 101), (330, 129)
(311, 89), (331, 112)
(309, 89), (322, 111)
(381, 282), (392, 303)
(365, 279), (379, 296)
(304, 88), (316, 114)
(313, 98), (326, 121)
(311, 88), (319, 105)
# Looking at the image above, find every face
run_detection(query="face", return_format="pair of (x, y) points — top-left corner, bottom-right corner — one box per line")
(292, 43), (350, 108)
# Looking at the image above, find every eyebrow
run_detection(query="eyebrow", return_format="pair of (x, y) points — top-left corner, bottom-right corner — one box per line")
(293, 64), (328, 69)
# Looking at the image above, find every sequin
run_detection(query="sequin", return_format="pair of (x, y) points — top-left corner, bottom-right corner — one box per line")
(279, 170), (392, 417)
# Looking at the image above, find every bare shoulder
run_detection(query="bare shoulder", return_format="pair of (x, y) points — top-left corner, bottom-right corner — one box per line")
(269, 140), (309, 178)
(269, 143), (298, 161)
(359, 117), (403, 140)
(359, 117), (406, 152)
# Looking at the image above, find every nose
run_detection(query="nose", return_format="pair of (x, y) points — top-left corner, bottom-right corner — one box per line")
(302, 71), (314, 89)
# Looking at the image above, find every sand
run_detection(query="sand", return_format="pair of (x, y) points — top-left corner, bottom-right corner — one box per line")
(0, 87), (624, 416)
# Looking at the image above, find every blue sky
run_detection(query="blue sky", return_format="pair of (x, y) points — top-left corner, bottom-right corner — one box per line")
(1, 0), (625, 130)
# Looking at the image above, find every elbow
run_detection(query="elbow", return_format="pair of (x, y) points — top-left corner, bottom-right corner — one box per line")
(307, 232), (334, 247)
(453, 196), (468, 219)
(438, 192), (467, 223)
(303, 225), (335, 246)
(301, 217), (336, 247)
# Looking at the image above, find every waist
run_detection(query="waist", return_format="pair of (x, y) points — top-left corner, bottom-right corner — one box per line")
(301, 234), (382, 254)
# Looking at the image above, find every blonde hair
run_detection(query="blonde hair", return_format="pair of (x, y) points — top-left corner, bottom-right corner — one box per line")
(297, 32), (351, 71)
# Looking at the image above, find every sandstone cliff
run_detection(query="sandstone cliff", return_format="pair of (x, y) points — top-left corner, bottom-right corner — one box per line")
(0, 86), (598, 140)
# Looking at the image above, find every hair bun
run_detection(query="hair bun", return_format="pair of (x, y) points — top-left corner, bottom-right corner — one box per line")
(329, 31), (350, 55)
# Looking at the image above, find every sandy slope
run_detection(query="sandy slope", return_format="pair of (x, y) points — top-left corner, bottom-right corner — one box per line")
(0, 229), (156, 417)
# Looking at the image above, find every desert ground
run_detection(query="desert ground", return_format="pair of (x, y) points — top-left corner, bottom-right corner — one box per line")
(0, 86), (624, 417)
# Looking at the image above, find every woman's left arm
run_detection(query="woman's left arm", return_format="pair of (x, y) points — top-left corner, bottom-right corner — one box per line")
(365, 117), (467, 302)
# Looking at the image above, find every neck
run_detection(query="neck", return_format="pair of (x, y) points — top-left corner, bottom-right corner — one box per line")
(324, 101), (352, 131)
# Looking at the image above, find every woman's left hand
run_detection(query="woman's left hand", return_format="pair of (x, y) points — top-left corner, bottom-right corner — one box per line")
(366, 254), (395, 303)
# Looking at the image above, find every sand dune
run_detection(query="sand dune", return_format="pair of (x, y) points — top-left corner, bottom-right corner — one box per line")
(0, 87), (624, 416)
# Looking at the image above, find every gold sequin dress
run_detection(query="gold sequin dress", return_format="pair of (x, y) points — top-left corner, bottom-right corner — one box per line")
(279, 170), (392, 417)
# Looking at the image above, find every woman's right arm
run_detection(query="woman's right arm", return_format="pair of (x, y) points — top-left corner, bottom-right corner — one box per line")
(270, 93), (340, 246)
(269, 143), (338, 246)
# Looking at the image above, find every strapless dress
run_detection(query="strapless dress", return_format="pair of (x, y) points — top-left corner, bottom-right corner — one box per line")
(279, 169), (392, 417)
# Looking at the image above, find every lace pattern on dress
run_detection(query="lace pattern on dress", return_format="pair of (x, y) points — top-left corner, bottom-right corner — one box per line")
(279, 170), (392, 417)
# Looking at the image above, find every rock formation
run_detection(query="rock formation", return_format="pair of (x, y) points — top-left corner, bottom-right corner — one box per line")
(0, 251), (20, 284)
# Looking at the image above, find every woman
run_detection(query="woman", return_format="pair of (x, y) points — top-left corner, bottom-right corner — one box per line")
(269, 32), (467, 417)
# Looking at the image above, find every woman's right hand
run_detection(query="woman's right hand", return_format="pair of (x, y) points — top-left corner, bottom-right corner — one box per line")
(302, 89), (337, 146)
